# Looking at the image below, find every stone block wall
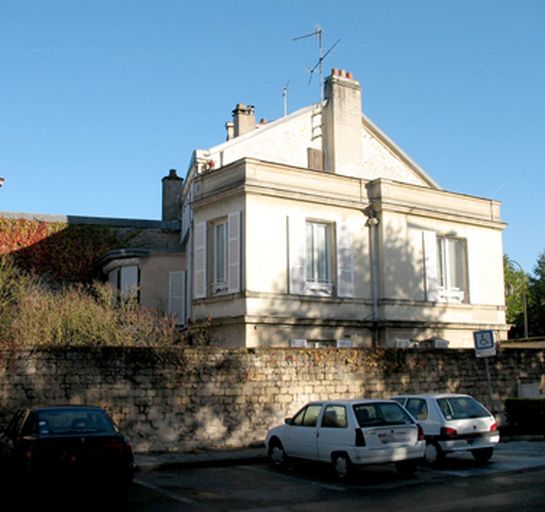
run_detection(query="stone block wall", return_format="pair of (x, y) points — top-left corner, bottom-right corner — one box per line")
(0, 347), (543, 453)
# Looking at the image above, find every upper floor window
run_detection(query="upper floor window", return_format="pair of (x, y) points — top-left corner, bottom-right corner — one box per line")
(288, 215), (354, 298)
(423, 231), (468, 303)
(437, 236), (467, 302)
(193, 211), (241, 299)
(305, 221), (333, 293)
(213, 219), (228, 293)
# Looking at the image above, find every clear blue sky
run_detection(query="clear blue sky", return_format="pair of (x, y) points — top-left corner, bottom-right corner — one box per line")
(1, 0), (544, 274)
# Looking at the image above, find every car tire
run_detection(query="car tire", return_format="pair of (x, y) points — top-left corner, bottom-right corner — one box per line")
(395, 459), (418, 478)
(424, 442), (444, 465)
(332, 453), (352, 481)
(471, 447), (494, 463)
(268, 439), (288, 469)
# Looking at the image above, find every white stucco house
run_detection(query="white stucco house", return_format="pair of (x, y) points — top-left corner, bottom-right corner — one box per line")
(172, 68), (507, 348)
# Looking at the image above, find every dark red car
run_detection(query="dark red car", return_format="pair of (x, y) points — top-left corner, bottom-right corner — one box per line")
(0, 405), (134, 495)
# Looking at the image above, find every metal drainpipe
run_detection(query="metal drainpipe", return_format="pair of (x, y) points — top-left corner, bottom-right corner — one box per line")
(365, 208), (380, 346)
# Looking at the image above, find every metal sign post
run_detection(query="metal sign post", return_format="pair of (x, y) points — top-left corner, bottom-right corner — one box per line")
(473, 330), (496, 412)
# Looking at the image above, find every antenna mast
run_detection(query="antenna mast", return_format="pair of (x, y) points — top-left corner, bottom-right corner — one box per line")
(293, 26), (339, 102)
(282, 81), (289, 116)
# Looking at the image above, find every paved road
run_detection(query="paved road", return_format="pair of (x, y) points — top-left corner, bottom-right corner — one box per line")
(125, 441), (545, 512)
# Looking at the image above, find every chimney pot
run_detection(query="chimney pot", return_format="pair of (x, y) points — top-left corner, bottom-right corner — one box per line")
(340, 69), (346, 77)
(347, 71), (353, 79)
(332, 67), (339, 76)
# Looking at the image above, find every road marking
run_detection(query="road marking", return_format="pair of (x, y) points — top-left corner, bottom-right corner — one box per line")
(134, 477), (197, 505)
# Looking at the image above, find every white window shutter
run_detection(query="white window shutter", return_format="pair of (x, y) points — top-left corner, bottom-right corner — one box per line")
(120, 265), (139, 297)
(337, 222), (354, 297)
(194, 221), (207, 299)
(288, 213), (306, 294)
(228, 211), (241, 293)
(466, 238), (475, 305)
(423, 231), (439, 302)
(169, 271), (186, 325)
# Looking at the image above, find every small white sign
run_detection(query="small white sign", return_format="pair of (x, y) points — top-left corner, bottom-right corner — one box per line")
(473, 330), (496, 358)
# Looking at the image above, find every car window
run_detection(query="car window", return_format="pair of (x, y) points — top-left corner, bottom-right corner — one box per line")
(321, 405), (348, 428)
(354, 402), (414, 427)
(36, 409), (116, 435)
(391, 397), (406, 406)
(292, 404), (322, 427)
(406, 398), (428, 420)
(437, 396), (491, 420)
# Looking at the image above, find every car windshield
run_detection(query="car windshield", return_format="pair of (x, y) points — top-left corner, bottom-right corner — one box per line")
(36, 409), (117, 435)
(353, 402), (414, 427)
(437, 396), (491, 420)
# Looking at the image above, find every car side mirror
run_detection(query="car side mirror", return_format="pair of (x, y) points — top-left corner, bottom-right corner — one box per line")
(284, 417), (293, 425)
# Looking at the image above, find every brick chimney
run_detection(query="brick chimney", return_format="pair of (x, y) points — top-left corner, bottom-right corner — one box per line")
(162, 169), (183, 223)
(232, 103), (257, 137)
(322, 68), (363, 174)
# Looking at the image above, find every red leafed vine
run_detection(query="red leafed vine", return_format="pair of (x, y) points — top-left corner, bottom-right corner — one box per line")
(0, 218), (119, 282)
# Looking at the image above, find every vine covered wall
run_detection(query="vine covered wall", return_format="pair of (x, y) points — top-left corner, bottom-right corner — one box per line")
(0, 218), (120, 282)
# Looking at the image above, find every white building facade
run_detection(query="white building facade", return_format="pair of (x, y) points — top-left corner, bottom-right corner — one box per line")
(177, 69), (507, 348)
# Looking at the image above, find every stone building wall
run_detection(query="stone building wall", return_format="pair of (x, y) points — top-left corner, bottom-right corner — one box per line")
(0, 347), (543, 453)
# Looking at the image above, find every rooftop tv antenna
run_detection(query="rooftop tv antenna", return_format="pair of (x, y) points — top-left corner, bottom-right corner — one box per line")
(293, 26), (340, 102)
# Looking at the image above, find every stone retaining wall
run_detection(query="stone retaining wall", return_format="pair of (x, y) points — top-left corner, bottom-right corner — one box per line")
(0, 347), (543, 452)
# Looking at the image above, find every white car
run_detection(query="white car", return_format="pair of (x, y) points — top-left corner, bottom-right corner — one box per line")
(265, 399), (425, 479)
(391, 393), (500, 464)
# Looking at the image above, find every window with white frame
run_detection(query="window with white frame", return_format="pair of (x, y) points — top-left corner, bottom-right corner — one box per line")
(288, 215), (353, 298)
(213, 218), (228, 293)
(193, 211), (241, 299)
(305, 221), (333, 293)
(436, 236), (467, 302)
(107, 264), (140, 300)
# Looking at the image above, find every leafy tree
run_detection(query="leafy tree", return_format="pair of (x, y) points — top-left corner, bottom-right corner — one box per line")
(504, 255), (528, 338)
(527, 251), (545, 337)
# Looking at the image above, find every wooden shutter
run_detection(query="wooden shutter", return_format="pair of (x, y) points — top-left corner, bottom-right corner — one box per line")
(288, 213), (306, 295)
(228, 211), (241, 293)
(169, 271), (186, 325)
(307, 147), (324, 171)
(337, 222), (354, 297)
(194, 221), (207, 299)
(422, 231), (439, 302)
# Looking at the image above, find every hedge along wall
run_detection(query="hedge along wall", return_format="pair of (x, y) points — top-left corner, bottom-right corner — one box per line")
(0, 347), (543, 453)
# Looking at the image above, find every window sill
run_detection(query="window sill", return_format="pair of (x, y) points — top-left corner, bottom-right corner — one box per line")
(212, 282), (228, 295)
(306, 282), (333, 296)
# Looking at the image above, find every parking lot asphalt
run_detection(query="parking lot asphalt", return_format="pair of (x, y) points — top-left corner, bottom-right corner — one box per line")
(134, 436), (545, 474)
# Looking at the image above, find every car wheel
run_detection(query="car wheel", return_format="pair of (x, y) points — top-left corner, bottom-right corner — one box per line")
(395, 459), (418, 478)
(268, 439), (287, 468)
(424, 442), (444, 465)
(472, 447), (494, 463)
(332, 453), (352, 480)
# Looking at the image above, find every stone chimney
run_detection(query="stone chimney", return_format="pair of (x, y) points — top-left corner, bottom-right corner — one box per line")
(322, 68), (363, 174)
(232, 103), (257, 137)
(162, 169), (183, 223)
